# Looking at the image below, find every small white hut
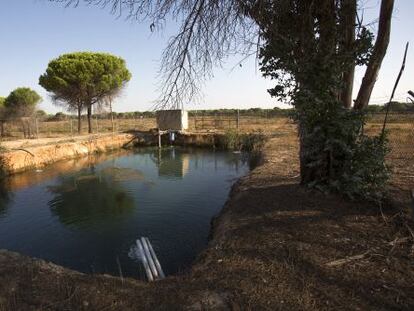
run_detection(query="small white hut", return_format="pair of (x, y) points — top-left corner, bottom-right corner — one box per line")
(156, 109), (188, 131)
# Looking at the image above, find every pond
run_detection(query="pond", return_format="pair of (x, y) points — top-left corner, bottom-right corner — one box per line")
(0, 147), (249, 279)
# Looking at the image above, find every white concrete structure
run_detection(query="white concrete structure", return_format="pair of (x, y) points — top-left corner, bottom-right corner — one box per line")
(156, 109), (188, 131)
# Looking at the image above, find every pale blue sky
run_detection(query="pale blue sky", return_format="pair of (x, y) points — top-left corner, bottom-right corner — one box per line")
(0, 0), (412, 113)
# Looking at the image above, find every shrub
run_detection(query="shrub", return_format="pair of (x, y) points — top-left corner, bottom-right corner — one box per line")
(222, 130), (266, 153)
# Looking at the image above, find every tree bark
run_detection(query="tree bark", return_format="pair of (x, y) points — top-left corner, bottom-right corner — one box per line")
(87, 105), (92, 134)
(318, 0), (337, 56)
(340, 0), (356, 108)
(77, 106), (82, 134)
(354, 0), (394, 110)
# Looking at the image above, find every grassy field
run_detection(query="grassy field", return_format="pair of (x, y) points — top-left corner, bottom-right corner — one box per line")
(1, 113), (412, 166)
(0, 115), (292, 139)
(1, 113), (412, 190)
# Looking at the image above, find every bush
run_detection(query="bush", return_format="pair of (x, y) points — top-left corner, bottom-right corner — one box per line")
(336, 135), (390, 201)
(300, 103), (390, 202)
(222, 130), (266, 152)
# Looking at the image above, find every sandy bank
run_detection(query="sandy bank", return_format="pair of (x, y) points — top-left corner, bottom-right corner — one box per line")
(0, 133), (135, 174)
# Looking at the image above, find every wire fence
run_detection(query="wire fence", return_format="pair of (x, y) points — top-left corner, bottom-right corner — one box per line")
(364, 112), (414, 163)
(0, 111), (412, 187)
(363, 112), (414, 189)
(0, 112), (412, 167)
(0, 117), (157, 140)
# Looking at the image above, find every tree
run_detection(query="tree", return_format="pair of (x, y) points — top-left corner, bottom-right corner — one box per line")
(35, 109), (48, 120)
(57, 0), (394, 199)
(39, 52), (131, 133)
(0, 97), (6, 137)
(354, 0), (394, 110)
(4, 87), (41, 118)
(252, 0), (393, 198)
(4, 87), (42, 138)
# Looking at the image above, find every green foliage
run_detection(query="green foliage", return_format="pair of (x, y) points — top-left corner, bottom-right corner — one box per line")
(52, 112), (68, 121)
(39, 52), (131, 109)
(4, 87), (42, 118)
(222, 130), (266, 153)
(35, 110), (48, 119)
(300, 101), (389, 201)
(292, 89), (390, 201)
(0, 97), (6, 120)
(337, 135), (390, 201)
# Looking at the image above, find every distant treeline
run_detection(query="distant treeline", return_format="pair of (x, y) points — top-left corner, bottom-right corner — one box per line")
(188, 107), (293, 117)
(38, 107), (293, 121)
(38, 102), (414, 121)
(364, 102), (414, 113)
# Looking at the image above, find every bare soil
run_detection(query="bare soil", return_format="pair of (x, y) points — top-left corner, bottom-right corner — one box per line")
(0, 124), (413, 310)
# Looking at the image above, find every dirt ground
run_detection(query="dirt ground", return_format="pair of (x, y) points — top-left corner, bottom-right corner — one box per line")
(0, 123), (413, 310)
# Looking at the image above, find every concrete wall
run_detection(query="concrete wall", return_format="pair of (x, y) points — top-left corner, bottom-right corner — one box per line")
(156, 110), (188, 131)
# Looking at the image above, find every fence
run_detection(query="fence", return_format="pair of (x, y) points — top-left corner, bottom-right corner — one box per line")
(0, 116), (157, 140)
(364, 112), (414, 182)
(0, 113), (413, 160)
(192, 114), (275, 131)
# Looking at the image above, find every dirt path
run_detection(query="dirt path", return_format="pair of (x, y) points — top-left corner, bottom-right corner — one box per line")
(0, 133), (413, 310)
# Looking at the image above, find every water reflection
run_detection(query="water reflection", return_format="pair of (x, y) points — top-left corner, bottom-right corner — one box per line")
(0, 178), (11, 216)
(0, 147), (250, 278)
(151, 148), (190, 179)
(101, 167), (145, 182)
(48, 166), (135, 228)
(6, 151), (132, 192)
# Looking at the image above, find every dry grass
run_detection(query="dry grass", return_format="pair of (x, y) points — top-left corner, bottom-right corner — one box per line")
(1, 129), (413, 310)
(0, 116), (292, 140)
(0, 115), (413, 310)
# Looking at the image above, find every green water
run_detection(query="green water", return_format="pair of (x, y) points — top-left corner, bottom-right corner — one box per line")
(0, 147), (249, 279)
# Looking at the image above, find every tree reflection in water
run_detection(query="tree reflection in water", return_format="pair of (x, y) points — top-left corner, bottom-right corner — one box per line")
(0, 178), (11, 216)
(48, 166), (135, 228)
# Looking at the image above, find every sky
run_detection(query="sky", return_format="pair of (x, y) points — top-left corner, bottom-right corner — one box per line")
(0, 0), (413, 114)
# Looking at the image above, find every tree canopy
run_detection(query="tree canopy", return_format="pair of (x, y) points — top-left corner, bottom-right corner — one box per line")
(0, 97), (6, 122)
(39, 52), (131, 133)
(4, 87), (42, 118)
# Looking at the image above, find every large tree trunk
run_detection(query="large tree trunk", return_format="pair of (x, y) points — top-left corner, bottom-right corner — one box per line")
(340, 0), (357, 108)
(299, 0), (337, 185)
(77, 106), (82, 134)
(318, 0), (337, 55)
(87, 106), (92, 134)
(354, 0), (394, 110)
